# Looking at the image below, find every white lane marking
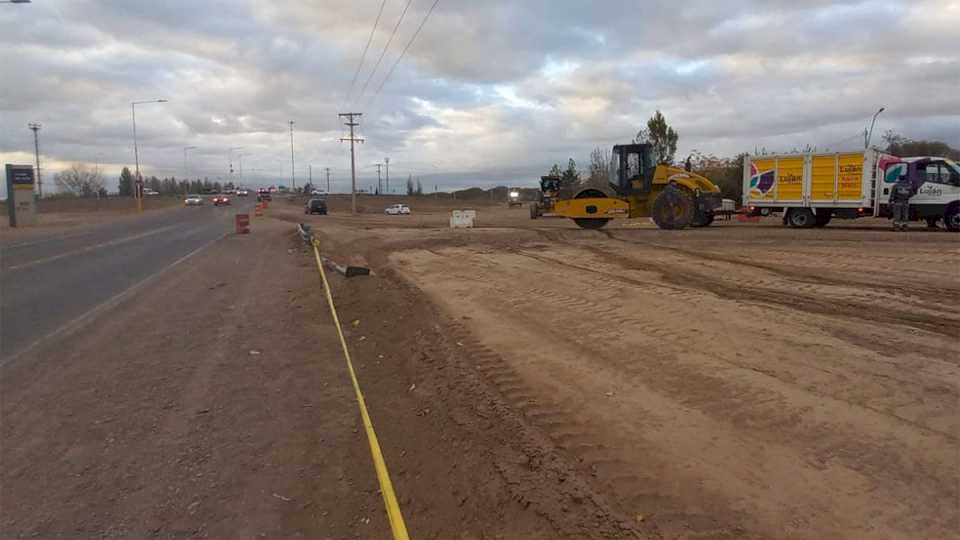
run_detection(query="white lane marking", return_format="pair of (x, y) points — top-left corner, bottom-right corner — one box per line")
(2, 230), (96, 250)
(4, 224), (181, 272)
(0, 232), (228, 367)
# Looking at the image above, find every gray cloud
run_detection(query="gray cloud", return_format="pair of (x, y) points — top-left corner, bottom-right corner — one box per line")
(2, 0), (957, 197)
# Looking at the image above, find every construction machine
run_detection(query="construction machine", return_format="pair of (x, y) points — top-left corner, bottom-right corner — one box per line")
(530, 175), (562, 219)
(507, 190), (523, 208)
(554, 143), (723, 229)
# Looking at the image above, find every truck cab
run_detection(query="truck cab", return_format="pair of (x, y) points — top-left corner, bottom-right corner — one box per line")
(882, 157), (960, 231)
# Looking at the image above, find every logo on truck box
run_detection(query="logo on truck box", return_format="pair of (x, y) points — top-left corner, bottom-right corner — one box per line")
(749, 163), (776, 196)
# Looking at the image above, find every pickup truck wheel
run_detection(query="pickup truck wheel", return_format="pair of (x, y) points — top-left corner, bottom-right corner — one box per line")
(787, 208), (816, 228)
(945, 207), (960, 232)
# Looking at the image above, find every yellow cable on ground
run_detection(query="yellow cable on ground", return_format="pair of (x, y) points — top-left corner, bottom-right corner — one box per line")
(311, 238), (410, 540)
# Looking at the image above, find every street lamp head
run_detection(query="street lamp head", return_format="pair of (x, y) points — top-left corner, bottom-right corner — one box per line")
(157, 99), (168, 103)
(878, 107), (885, 114)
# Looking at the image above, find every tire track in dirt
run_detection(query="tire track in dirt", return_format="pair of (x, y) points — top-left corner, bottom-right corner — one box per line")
(602, 232), (960, 307)
(512, 247), (959, 434)
(559, 240), (960, 339)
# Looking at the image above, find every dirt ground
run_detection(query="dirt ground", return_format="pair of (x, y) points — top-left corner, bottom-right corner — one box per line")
(281, 196), (959, 539)
(3, 196), (957, 539)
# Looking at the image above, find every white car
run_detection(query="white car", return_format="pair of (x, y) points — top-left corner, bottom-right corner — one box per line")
(385, 204), (411, 215)
(184, 195), (204, 206)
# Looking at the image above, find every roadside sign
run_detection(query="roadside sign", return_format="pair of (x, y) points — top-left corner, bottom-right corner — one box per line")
(5, 164), (37, 227)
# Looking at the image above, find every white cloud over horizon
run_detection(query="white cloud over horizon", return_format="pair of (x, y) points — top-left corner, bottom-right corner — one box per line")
(1, 0), (958, 196)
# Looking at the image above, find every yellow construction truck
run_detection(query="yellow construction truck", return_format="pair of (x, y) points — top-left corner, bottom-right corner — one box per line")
(552, 143), (723, 229)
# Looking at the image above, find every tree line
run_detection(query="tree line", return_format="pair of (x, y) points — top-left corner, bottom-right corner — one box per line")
(50, 164), (240, 198)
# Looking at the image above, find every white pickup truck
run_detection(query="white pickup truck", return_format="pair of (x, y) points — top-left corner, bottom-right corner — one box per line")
(384, 204), (411, 215)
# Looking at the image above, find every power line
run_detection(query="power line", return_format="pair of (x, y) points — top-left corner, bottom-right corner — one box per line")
(356, 0), (414, 101)
(369, 0), (441, 105)
(344, 0), (388, 105)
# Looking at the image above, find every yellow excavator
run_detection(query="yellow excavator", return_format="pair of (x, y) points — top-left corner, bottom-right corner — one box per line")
(554, 143), (723, 229)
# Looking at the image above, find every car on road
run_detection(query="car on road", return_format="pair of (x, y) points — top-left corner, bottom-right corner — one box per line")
(237, 189), (249, 197)
(212, 195), (231, 206)
(311, 189), (325, 196)
(144, 189), (161, 196)
(305, 198), (328, 215)
(184, 195), (204, 206)
(385, 204), (411, 215)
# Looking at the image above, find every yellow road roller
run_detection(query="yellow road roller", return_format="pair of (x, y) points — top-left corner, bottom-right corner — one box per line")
(555, 143), (723, 229)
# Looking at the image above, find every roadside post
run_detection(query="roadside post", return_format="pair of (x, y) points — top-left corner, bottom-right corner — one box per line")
(235, 213), (250, 234)
(254, 203), (263, 217)
(5, 164), (38, 227)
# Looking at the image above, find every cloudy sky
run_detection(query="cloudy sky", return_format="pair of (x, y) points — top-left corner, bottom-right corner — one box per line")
(1, 0), (957, 195)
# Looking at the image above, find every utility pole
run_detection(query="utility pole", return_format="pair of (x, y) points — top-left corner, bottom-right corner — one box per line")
(338, 113), (364, 214)
(131, 99), (167, 211)
(385, 157), (390, 194)
(325, 167), (331, 193)
(374, 163), (383, 194)
(28, 123), (42, 198)
(309, 164), (313, 190)
(289, 120), (296, 191)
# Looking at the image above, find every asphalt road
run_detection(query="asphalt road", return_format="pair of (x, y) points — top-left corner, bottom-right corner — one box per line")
(1, 199), (255, 362)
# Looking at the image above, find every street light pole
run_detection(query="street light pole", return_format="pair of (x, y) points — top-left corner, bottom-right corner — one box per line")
(865, 107), (885, 149)
(289, 120), (296, 192)
(28, 123), (42, 198)
(131, 99), (167, 211)
(183, 146), (196, 183)
(228, 146), (244, 186)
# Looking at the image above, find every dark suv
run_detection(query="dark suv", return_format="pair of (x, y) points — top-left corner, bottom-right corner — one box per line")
(305, 198), (328, 215)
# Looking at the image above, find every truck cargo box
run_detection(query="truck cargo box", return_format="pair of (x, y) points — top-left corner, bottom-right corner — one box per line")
(743, 150), (898, 209)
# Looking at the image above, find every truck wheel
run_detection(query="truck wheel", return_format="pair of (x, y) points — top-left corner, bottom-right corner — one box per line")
(691, 210), (715, 227)
(652, 185), (694, 230)
(946, 207), (960, 232)
(787, 208), (816, 228)
(925, 217), (939, 229)
(573, 218), (610, 229)
(814, 209), (832, 227)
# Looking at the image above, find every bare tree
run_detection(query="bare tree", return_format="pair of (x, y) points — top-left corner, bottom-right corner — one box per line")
(54, 163), (105, 197)
(587, 146), (611, 186)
